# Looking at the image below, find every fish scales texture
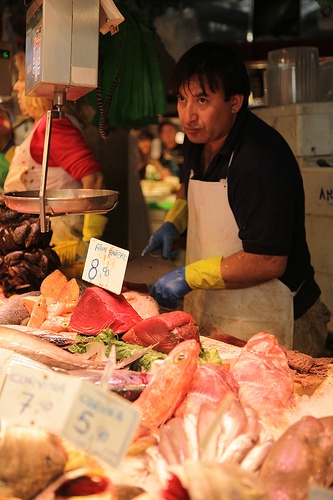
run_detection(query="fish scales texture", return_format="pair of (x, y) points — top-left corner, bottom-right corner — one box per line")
(0, 325), (106, 370)
(168, 364), (245, 461)
(133, 339), (200, 429)
(68, 286), (143, 335)
(122, 311), (200, 354)
(259, 415), (333, 500)
(0, 423), (67, 500)
(231, 333), (295, 418)
(176, 363), (239, 418)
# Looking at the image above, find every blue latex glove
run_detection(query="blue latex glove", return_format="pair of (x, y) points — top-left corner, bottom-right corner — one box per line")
(142, 222), (178, 259)
(150, 267), (192, 309)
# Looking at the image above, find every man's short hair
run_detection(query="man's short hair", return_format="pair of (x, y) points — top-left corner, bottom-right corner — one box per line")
(170, 42), (250, 109)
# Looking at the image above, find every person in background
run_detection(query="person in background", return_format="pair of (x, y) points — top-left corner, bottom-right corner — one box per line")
(0, 106), (16, 190)
(158, 120), (183, 178)
(4, 52), (107, 246)
(143, 41), (331, 357)
(135, 128), (179, 182)
(135, 130), (155, 180)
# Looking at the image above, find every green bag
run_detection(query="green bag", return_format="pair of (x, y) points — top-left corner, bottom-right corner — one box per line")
(88, 4), (166, 134)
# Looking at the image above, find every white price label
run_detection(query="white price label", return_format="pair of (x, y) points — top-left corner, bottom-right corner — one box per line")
(0, 362), (81, 433)
(82, 238), (129, 294)
(62, 380), (141, 467)
(0, 357), (141, 468)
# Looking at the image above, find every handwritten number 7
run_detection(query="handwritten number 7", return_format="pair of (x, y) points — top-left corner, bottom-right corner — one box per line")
(20, 392), (34, 414)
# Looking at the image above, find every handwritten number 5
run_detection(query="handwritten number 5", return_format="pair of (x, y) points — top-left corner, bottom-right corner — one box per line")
(74, 410), (93, 435)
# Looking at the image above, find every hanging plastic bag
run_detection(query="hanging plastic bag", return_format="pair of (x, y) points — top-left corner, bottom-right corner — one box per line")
(153, 7), (203, 62)
(88, 4), (166, 133)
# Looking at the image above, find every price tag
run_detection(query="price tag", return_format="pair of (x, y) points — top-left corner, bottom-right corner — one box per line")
(0, 357), (141, 468)
(62, 380), (141, 468)
(0, 361), (81, 433)
(82, 238), (129, 294)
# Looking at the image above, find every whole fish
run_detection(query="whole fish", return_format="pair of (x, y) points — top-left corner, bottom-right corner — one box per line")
(172, 364), (245, 462)
(260, 415), (333, 500)
(0, 421), (68, 500)
(231, 332), (295, 424)
(63, 368), (152, 401)
(132, 339), (200, 430)
(3, 324), (78, 346)
(0, 325), (107, 370)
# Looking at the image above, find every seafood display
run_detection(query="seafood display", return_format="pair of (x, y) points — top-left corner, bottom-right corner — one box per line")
(0, 268), (332, 500)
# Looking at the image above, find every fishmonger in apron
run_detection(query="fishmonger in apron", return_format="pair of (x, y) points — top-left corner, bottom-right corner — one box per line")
(183, 173), (294, 349)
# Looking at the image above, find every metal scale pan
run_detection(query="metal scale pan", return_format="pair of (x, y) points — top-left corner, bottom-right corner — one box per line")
(3, 188), (119, 216)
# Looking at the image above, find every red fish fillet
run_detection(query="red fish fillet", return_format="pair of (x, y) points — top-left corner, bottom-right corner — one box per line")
(122, 311), (200, 354)
(68, 287), (143, 335)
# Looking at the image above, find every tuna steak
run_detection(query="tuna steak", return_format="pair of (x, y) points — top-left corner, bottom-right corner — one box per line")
(122, 310), (200, 354)
(68, 286), (143, 335)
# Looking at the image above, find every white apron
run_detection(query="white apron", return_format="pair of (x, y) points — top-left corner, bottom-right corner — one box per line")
(183, 176), (294, 349)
